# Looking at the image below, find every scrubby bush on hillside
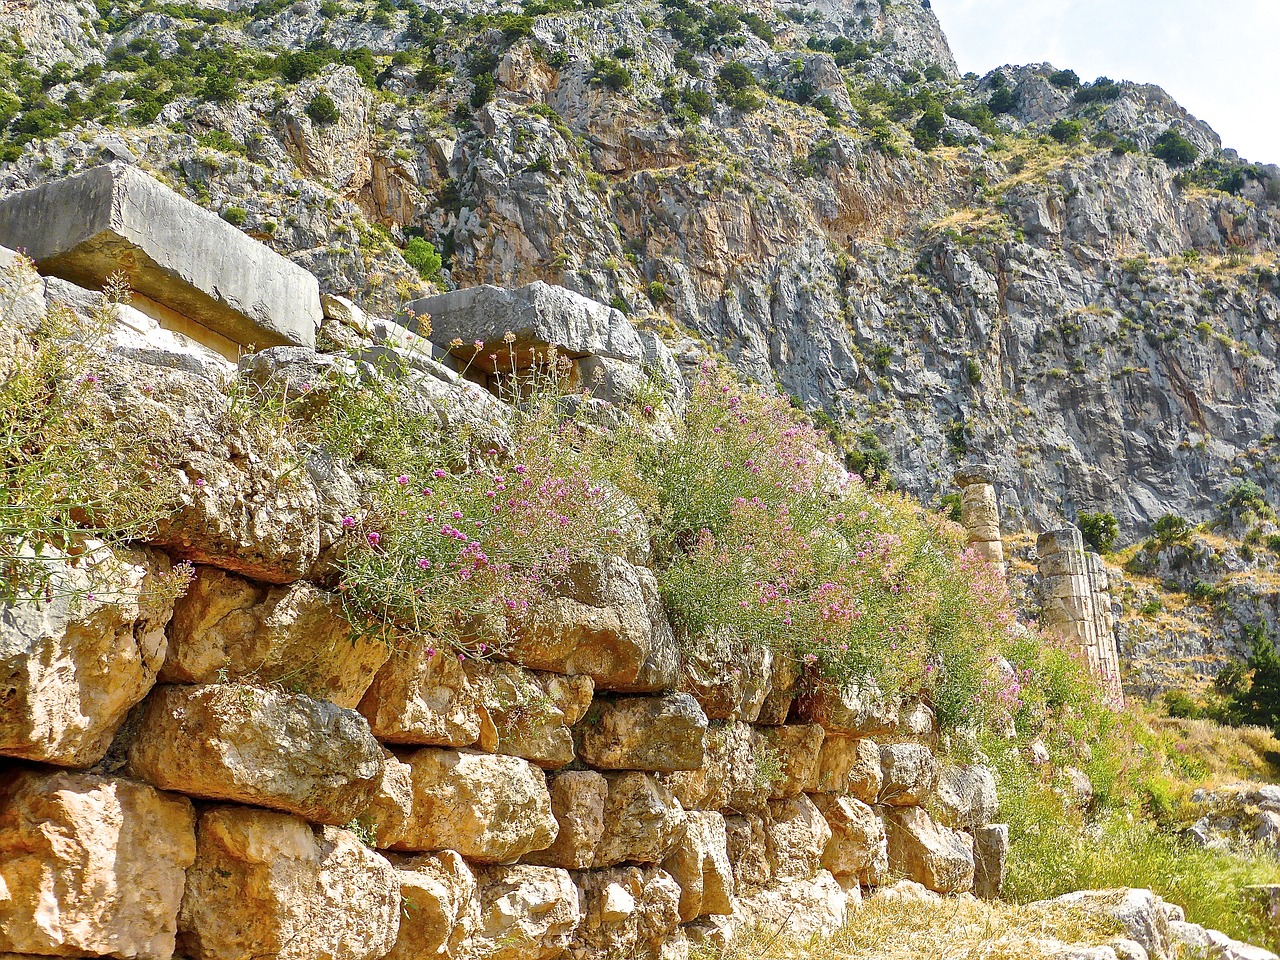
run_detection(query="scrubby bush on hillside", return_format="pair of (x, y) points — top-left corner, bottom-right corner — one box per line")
(305, 92), (340, 125)
(1152, 129), (1198, 167)
(715, 61), (762, 111)
(1078, 511), (1118, 553)
(1074, 76), (1122, 103)
(1048, 68), (1080, 90)
(403, 236), (443, 282)
(1048, 119), (1082, 144)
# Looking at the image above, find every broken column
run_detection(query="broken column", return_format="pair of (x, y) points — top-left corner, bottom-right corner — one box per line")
(1036, 526), (1124, 704)
(953, 463), (1005, 570)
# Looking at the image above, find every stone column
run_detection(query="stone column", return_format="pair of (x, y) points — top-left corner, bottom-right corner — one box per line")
(1036, 526), (1124, 704)
(953, 464), (1005, 569)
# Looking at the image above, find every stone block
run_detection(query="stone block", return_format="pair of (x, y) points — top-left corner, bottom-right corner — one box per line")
(797, 677), (899, 738)
(765, 793), (832, 881)
(676, 629), (773, 722)
(936, 764), (999, 830)
(163, 566), (388, 709)
(878, 742), (940, 806)
(973, 823), (1009, 900)
(595, 772), (687, 867)
(390, 748), (557, 863)
(572, 866), (683, 960)
(883, 806), (974, 894)
(812, 793), (887, 885)
(661, 810), (734, 921)
(472, 864), (580, 960)
(0, 770), (196, 960)
(384, 851), (477, 960)
(358, 644), (483, 748)
(127, 684), (384, 825)
(473, 661), (593, 769)
(659, 720), (768, 815)
(0, 163), (320, 349)
(1, 543), (176, 767)
(813, 737), (882, 800)
(523, 770), (608, 870)
(178, 806), (400, 960)
(724, 813), (771, 889)
(578, 693), (708, 772)
(756, 723), (825, 798)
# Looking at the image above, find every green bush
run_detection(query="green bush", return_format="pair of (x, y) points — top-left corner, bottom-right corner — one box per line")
(403, 237), (443, 282)
(591, 57), (631, 91)
(470, 73), (495, 107)
(1048, 69), (1080, 90)
(221, 206), (248, 227)
(1079, 512), (1118, 553)
(1074, 76), (1122, 103)
(1152, 129), (1198, 167)
(1152, 513), (1191, 544)
(1048, 119), (1082, 144)
(715, 61), (761, 111)
(305, 92), (340, 125)
(913, 104), (945, 150)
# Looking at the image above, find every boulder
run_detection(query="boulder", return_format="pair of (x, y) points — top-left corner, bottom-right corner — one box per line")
(812, 793), (887, 885)
(661, 810), (734, 921)
(523, 770), (607, 870)
(676, 629), (773, 722)
(471, 865), (580, 960)
(1037, 890), (1177, 960)
(595, 772), (687, 867)
(878, 743), (940, 805)
(178, 806), (400, 960)
(390, 748), (557, 863)
(0, 163), (320, 349)
(659, 720), (769, 815)
(973, 823), (1009, 900)
(506, 554), (677, 692)
(0, 770), (196, 960)
(797, 678), (898, 738)
(384, 852), (477, 960)
(358, 644), (483, 748)
(1, 543), (177, 767)
(1169, 921), (1279, 960)
(755, 724), (825, 798)
(363, 748), (414, 849)
(127, 684), (384, 825)
(755, 654), (800, 725)
(935, 764), (998, 830)
(572, 867), (684, 960)
(473, 661), (592, 769)
(578, 694), (708, 772)
(813, 737), (882, 801)
(724, 813), (772, 890)
(734, 869), (848, 939)
(884, 806), (975, 894)
(163, 565), (388, 708)
(765, 793), (832, 881)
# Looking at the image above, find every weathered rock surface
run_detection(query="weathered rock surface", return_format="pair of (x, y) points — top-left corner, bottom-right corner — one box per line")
(0, 769), (196, 960)
(473, 661), (593, 769)
(813, 793), (888, 885)
(523, 770), (608, 870)
(127, 683), (384, 825)
(884, 806), (975, 894)
(799, 680), (899, 738)
(163, 565), (388, 708)
(813, 737), (883, 801)
(1, 543), (177, 767)
(389, 748), (557, 862)
(676, 629), (773, 722)
(734, 869), (849, 939)
(661, 810), (734, 922)
(756, 723), (825, 798)
(471, 864), (580, 960)
(359, 645), (483, 748)
(594, 772), (687, 867)
(659, 720), (769, 815)
(577, 693), (707, 772)
(765, 793), (833, 881)
(935, 764), (999, 830)
(572, 866), (684, 960)
(724, 813), (772, 890)
(178, 806), (400, 960)
(974, 823), (1010, 900)
(0, 163), (321, 350)
(878, 742), (940, 806)
(384, 851), (477, 960)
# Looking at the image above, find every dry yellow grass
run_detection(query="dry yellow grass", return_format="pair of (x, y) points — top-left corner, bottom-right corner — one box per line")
(1152, 716), (1280, 786)
(695, 894), (1122, 960)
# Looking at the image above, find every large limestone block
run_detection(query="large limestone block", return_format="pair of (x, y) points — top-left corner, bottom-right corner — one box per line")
(390, 749), (556, 862)
(471, 865), (580, 960)
(127, 684), (384, 825)
(723, 814), (771, 889)
(734, 869), (848, 939)
(164, 566), (388, 708)
(0, 770), (196, 960)
(523, 770), (607, 869)
(572, 866), (683, 960)
(506, 554), (677, 692)
(178, 806), (400, 960)
(1, 543), (177, 767)
(884, 806), (975, 894)
(936, 764), (998, 830)
(1036, 889), (1176, 960)
(473, 661), (593, 769)
(756, 654), (800, 725)
(0, 163), (320, 349)
(765, 793), (832, 881)
(595, 772), (687, 867)
(358, 645), (483, 747)
(578, 694), (708, 772)
(878, 742), (940, 806)
(813, 737), (882, 801)
(659, 721), (768, 815)
(384, 851), (478, 960)
(812, 793), (887, 885)
(406, 281), (645, 370)
(798, 678), (899, 738)
(362, 748), (414, 849)
(661, 810), (734, 922)
(755, 723), (825, 798)
(676, 629), (773, 722)
(973, 823), (1009, 900)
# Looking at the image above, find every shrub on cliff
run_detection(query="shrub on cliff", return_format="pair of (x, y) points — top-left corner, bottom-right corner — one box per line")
(1078, 512), (1118, 553)
(1152, 129), (1198, 167)
(305, 92), (340, 125)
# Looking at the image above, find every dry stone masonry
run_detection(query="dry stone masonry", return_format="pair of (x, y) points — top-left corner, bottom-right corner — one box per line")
(0, 171), (1013, 960)
(954, 464), (1006, 572)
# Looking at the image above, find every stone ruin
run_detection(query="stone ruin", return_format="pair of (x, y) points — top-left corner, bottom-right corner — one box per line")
(0, 164), (1010, 960)
(953, 463), (1006, 572)
(1036, 526), (1125, 705)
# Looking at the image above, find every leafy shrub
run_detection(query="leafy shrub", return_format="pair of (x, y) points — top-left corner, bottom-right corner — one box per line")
(403, 237), (443, 282)
(470, 73), (495, 107)
(1152, 129), (1198, 167)
(1074, 76), (1122, 103)
(1152, 513), (1191, 544)
(305, 92), (340, 125)
(715, 61), (761, 110)
(222, 207), (248, 227)
(913, 104), (945, 150)
(1079, 512), (1118, 553)
(1048, 119), (1082, 144)
(1048, 69), (1080, 90)
(591, 57), (631, 91)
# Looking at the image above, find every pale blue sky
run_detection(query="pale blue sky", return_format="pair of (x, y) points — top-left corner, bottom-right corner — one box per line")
(932, 0), (1280, 165)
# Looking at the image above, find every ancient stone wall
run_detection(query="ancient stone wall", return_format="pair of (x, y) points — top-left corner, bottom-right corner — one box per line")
(0, 221), (1008, 960)
(954, 464), (1006, 571)
(1036, 526), (1124, 704)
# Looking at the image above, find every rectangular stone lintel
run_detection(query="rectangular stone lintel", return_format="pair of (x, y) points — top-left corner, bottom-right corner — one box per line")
(0, 163), (321, 350)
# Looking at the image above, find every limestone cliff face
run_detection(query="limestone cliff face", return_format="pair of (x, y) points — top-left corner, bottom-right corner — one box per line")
(0, 0), (1277, 541)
